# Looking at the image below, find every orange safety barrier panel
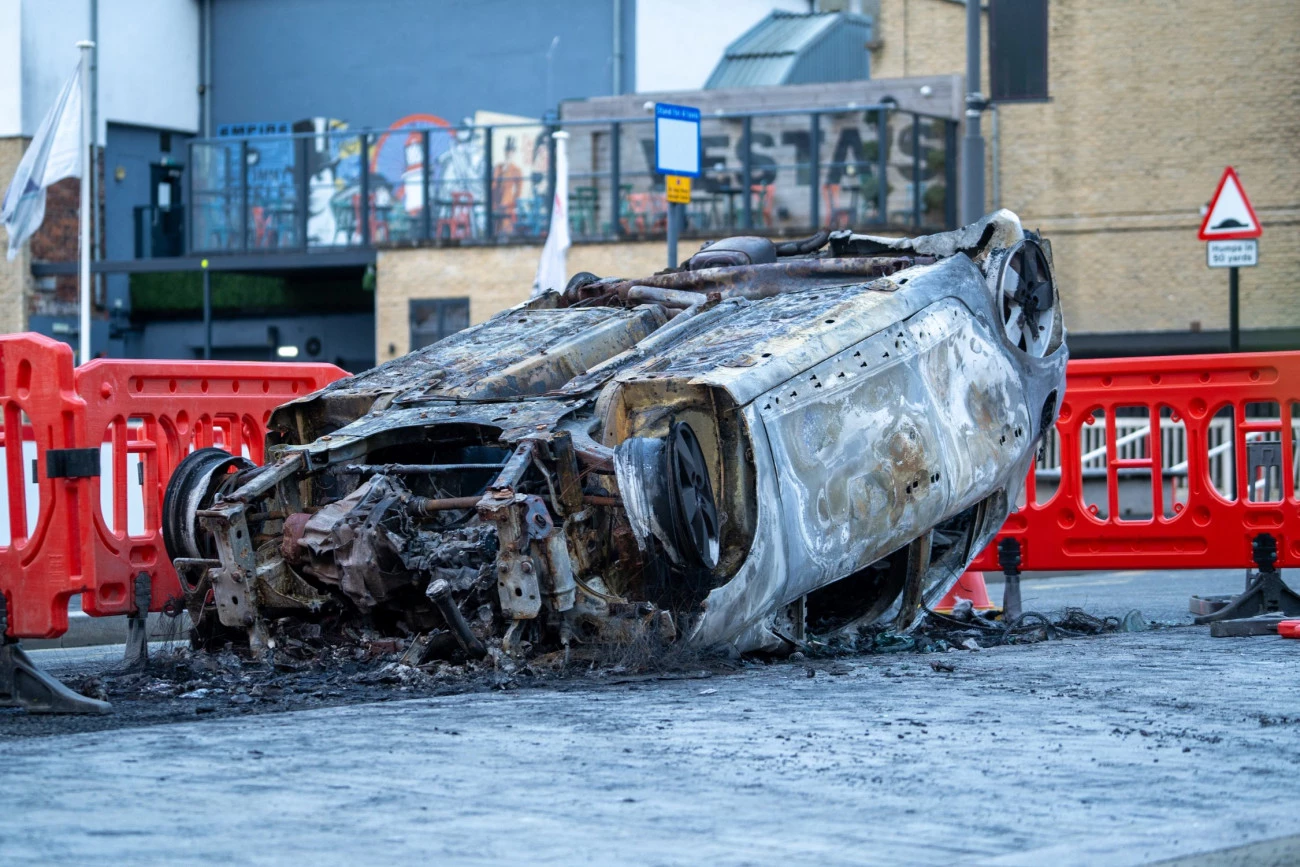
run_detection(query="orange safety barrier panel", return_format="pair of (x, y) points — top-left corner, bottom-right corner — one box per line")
(0, 334), (95, 638)
(75, 356), (346, 626)
(971, 351), (1300, 572)
(0, 332), (346, 639)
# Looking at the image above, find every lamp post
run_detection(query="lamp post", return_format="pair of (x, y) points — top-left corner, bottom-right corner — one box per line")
(960, 0), (986, 225)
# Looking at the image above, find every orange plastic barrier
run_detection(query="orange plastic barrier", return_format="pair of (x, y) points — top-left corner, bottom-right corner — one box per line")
(0, 335), (95, 638)
(0, 333), (346, 639)
(75, 356), (346, 627)
(971, 351), (1300, 573)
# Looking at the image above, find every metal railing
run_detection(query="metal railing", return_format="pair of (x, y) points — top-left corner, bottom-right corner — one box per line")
(182, 106), (959, 256)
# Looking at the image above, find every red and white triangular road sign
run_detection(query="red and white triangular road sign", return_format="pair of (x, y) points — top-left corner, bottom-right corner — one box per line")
(1198, 167), (1262, 240)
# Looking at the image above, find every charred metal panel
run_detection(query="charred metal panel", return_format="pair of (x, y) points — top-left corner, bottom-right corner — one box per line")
(758, 297), (1028, 599)
(269, 304), (665, 441)
(410, 306), (667, 399)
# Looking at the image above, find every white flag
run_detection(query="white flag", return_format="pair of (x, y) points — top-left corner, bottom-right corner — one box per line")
(2, 64), (83, 261)
(532, 131), (570, 297)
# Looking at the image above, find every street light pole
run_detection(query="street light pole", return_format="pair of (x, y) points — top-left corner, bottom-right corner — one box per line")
(76, 40), (94, 364)
(960, 0), (986, 225)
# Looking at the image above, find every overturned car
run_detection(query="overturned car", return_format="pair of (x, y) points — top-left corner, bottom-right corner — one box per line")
(162, 210), (1067, 660)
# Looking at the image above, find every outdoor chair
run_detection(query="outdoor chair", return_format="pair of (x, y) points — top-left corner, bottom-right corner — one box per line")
(749, 183), (776, 227)
(823, 182), (858, 228)
(331, 197), (356, 245)
(570, 186), (599, 236)
(435, 191), (475, 239)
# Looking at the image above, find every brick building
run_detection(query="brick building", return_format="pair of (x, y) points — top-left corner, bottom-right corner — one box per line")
(866, 0), (1300, 350)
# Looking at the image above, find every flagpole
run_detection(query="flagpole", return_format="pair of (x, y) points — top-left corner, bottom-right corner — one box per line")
(76, 40), (94, 364)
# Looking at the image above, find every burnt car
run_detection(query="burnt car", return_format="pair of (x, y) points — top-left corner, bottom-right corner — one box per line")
(162, 210), (1066, 659)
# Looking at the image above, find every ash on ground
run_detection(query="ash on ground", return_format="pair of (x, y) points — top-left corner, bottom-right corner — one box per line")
(1, 601), (1155, 739)
(806, 601), (1154, 656)
(63, 620), (724, 718)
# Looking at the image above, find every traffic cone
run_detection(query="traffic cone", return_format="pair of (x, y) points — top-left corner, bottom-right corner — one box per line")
(934, 569), (995, 613)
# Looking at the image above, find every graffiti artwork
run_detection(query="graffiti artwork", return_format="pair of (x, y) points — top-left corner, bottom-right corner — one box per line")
(621, 112), (949, 229)
(474, 110), (547, 237)
(189, 108), (951, 252)
(193, 109), (551, 251)
(293, 116), (353, 246)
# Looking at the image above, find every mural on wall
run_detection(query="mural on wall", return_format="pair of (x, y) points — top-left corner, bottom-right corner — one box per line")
(294, 116), (356, 246)
(194, 110), (551, 250)
(189, 109), (953, 252)
(474, 110), (547, 236)
(364, 113), (456, 240)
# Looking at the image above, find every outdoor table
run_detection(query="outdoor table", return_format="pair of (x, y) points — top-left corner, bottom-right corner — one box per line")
(713, 186), (744, 228)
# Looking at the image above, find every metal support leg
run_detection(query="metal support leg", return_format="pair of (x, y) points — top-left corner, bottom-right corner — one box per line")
(999, 538), (1023, 622)
(122, 571), (151, 670)
(893, 531), (933, 632)
(0, 594), (111, 714)
(426, 579), (487, 660)
(1195, 534), (1300, 625)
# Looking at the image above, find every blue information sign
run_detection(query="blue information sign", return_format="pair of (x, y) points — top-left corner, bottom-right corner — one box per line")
(654, 103), (701, 178)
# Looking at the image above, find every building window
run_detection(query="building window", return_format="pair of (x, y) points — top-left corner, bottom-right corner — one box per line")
(409, 297), (470, 351)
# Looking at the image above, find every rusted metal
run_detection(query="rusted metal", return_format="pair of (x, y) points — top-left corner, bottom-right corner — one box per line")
(582, 495), (620, 507)
(626, 285), (703, 309)
(549, 431), (585, 514)
(490, 441), (537, 495)
(892, 533), (933, 632)
(171, 557), (221, 570)
(411, 496), (486, 513)
(346, 463), (507, 475)
(280, 513), (312, 562)
(566, 256), (933, 307)
(426, 578), (488, 659)
(574, 443), (615, 473)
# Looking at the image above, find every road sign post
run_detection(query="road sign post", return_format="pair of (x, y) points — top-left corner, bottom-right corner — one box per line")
(1229, 266), (1239, 352)
(1198, 167), (1262, 353)
(654, 103), (701, 268)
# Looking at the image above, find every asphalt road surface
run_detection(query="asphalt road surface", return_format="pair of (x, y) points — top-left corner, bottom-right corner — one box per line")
(2, 568), (1299, 866)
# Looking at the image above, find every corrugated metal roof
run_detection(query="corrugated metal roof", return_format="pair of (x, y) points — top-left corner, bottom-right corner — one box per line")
(726, 11), (839, 58)
(706, 55), (799, 90)
(705, 12), (872, 89)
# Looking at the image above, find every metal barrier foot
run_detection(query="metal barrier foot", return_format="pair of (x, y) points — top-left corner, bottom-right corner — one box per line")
(0, 641), (112, 714)
(0, 593), (110, 713)
(1189, 594), (1233, 617)
(999, 538), (1023, 622)
(1195, 534), (1300, 625)
(1208, 614), (1291, 638)
(121, 572), (151, 671)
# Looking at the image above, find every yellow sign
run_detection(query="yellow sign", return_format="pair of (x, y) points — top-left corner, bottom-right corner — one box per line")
(665, 175), (691, 205)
